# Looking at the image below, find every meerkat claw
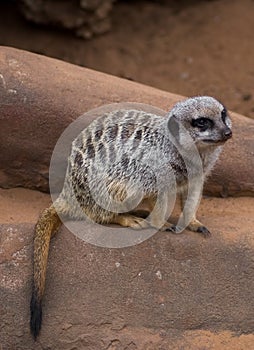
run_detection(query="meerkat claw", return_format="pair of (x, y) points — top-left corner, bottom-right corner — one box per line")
(197, 226), (211, 238)
(164, 224), (183, 234)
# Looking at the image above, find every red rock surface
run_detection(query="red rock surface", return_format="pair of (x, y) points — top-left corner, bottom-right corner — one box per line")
(1, 188), (254, 349)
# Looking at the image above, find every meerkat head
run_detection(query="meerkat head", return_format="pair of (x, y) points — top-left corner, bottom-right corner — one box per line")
(167, 96), (232, 148)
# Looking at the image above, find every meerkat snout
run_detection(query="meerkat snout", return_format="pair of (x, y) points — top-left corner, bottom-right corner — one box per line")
(221, 127), (232, 140)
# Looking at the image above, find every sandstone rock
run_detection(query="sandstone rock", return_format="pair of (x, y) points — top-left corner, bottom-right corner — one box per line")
(1, 191), (254, 348)
(0, 46), (253, 196)
(19, 0), (115, 39)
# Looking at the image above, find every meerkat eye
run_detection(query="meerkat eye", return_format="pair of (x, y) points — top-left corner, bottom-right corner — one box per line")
(221, 108), (227, 123)
(191, 117), (214, 131)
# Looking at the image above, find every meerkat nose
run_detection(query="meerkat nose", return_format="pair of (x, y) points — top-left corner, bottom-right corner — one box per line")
(223, 128), (232, 140)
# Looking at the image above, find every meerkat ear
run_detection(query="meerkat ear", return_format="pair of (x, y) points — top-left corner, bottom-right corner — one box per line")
(167, 114), (180, 142)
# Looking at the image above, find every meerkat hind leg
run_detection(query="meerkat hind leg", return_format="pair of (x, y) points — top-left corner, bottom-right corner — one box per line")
(110, 214), (150, 230)
(143, 195), (177, 232)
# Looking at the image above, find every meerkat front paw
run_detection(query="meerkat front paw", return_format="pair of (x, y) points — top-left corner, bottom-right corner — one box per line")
(196, 225), (211, 238)
(160, 222), (183, 234)
(188, 219), (211, 238)
(161, 220), (211, 238)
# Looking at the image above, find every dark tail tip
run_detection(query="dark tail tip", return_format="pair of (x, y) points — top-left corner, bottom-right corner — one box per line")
(30, 289), (42, 340)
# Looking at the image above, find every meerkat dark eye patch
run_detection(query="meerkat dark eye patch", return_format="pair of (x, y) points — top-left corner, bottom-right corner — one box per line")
(221, 108), (227, 124)
(191, 117), (214, 131)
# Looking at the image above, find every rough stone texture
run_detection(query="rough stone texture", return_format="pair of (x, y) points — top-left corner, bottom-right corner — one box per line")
(0, 188), (254, 349)
(0, 46), (253, 197)
(19, 0), (115, 39)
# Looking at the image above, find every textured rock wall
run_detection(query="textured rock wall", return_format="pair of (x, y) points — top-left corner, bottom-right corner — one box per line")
(19, 0), (115, 38)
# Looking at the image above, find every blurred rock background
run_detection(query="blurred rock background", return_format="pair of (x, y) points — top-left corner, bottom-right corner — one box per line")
(19, 0), (115, 39)
(0, 0), (253, 118)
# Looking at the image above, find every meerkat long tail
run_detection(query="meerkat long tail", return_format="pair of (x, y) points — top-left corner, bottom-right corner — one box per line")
(30, 203), (62, 339)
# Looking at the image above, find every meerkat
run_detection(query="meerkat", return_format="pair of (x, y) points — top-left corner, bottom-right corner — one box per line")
(30, 96), (232, 339)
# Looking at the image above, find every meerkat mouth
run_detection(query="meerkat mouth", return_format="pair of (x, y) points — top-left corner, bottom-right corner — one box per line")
(202, 139), (226, 145)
